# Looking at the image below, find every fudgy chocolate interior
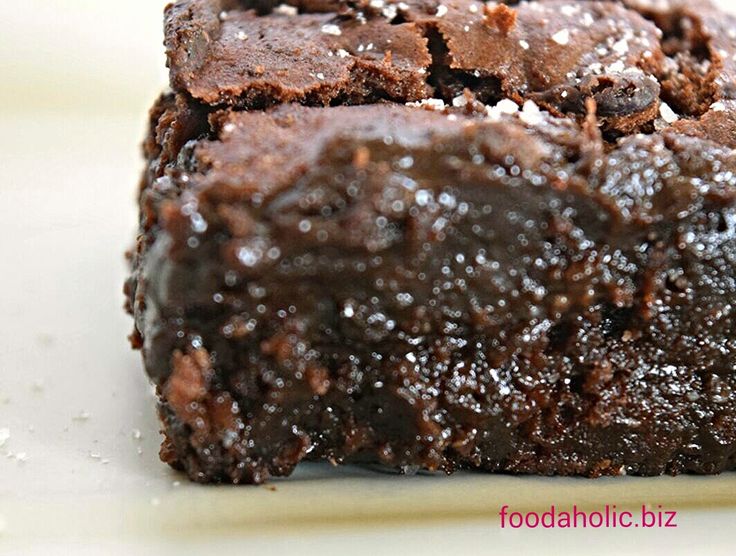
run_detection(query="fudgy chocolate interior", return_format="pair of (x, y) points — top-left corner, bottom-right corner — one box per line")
(126, 0), (736, 483)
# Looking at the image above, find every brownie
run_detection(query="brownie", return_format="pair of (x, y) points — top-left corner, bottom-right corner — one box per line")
(126, 0), (736, 483)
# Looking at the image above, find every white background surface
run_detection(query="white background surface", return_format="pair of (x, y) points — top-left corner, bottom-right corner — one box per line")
(1, 1), (735, 554)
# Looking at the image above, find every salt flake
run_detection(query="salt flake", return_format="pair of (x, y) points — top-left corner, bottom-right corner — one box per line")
(552, 29), (570, 45)
(659, 102), (679, 123)
(321, 24), (342, 36)
(520, 100), (543, 125)
(274, 4), (298, 16)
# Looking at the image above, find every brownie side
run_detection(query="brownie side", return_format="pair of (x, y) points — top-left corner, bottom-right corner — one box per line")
(127, 100), (736, 483)
(127, 0), (736, 483)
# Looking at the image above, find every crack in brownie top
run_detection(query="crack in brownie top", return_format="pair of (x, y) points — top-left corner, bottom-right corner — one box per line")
(165, 0), (736, 138)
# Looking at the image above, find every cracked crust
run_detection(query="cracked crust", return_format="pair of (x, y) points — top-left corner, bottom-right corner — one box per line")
(127, 0), (736, 483)
(164, 0), (736, 136)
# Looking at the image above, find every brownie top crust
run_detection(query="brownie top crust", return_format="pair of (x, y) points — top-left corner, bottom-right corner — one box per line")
(164, 0), (736, 135)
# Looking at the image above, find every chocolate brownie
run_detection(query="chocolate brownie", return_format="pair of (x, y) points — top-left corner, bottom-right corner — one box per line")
(126, 0), (736, 483)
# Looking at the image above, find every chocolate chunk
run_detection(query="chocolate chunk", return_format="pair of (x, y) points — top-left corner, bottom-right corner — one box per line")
(531, 71), (661, 134)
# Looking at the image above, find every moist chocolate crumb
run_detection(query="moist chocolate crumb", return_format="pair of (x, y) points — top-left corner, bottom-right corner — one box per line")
(483, 4), (517, 36)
